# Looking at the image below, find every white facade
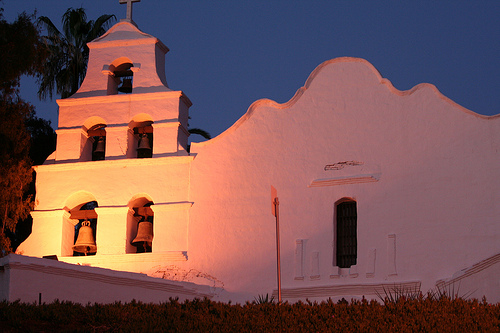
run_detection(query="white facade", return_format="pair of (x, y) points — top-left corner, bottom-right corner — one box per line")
(9, 20), (500, 304)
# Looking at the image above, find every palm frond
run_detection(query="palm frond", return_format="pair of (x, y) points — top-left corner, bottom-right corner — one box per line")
(37, 16), (61, 37)
(88, 14), (116, 41)
(37, 8), (115, 100)
(188, 128), (212, 140)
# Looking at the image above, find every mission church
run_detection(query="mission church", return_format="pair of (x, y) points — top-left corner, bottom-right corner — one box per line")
(1, 1), (499, 304)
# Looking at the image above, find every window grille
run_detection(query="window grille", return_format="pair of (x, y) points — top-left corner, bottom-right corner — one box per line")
(336, 201), (357, 268)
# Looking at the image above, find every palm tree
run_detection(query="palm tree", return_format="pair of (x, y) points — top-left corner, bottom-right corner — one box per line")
(36, 8), (116, 100)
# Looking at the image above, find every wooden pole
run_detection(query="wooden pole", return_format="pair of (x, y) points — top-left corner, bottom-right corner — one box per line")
(274, 197), (282, 303)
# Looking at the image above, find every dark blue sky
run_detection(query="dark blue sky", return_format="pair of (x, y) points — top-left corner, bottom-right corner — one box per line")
(4, 1), (499, 139)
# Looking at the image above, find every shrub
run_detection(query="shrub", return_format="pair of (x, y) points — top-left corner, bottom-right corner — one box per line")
(0, 297), (498, 332)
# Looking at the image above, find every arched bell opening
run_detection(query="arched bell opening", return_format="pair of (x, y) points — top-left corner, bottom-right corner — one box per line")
(70, 201), (98, 256)
(127, 197), (154, 254)
(88, 124), (107, 161)
(105, 57), (139, 95)
(114, 62), (134, 94)
(81, 117), (107, 161)
(128, 114), (154, 158)
(116, 64), (133, 94)
(135, 128), (153, 158)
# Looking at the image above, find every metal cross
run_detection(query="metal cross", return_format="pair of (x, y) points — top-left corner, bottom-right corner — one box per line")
(119, 0), (141, 21)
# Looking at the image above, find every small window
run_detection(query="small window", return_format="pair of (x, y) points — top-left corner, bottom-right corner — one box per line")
(336, 200), (357, 268)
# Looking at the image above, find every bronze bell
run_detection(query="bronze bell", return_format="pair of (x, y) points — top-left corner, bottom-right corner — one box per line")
(131, 220), (153, 247)
(93, 137), (105, 154)
(73, 220), (97, 255)
(137, 133), (152, 152)
(118, 78), (133, 93)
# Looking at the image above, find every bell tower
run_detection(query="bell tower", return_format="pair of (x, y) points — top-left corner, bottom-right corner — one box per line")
(20, 1), (194, 268)
(52, 7), (191, 163)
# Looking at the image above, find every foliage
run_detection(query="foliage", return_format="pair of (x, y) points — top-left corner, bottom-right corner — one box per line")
(376, 284), (424, 305)
(0, 99), (34, 255)
(0, 9), (45, 95)
(0, 7), (47, 255)
(376, 283), (476, 306)
(6, 116), (56, 252)
(0, 297), (498, 332)
(427, 283), (476, 301)
(254, 293), (275, 304)
(25, 116), (56, 166)
(36, 8), (116, 99)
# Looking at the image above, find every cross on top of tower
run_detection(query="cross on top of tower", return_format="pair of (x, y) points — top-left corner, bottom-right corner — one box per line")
(119, 0), (141, 22)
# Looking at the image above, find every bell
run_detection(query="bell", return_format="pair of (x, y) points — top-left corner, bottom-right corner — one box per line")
(93, 137), (105, 154)
(131, 220), (153, 247)
(118, 78), (133, 93)
(137, 133), (152, 152)
(73, 220), (97, 255)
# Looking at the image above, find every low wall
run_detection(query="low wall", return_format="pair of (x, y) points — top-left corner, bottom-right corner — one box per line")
(0, 254), (213, 304)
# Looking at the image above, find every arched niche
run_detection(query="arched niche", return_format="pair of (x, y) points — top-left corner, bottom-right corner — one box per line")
(126, 194), (154, 254)
(106, 57), (138, 95)
(62, 191), (99, 257)
(81, 116), (107, 161)
(128, 113), (154, 158)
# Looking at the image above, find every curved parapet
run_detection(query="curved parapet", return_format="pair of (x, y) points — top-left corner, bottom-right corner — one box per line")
(192, 57), (498, 151)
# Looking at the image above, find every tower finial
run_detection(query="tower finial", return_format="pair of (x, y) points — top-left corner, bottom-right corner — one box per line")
(119, 0), (141, 22)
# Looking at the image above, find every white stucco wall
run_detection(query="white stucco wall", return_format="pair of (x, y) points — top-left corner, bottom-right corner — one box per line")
(15, 21), (499, 304)
(187, 58), (499, 301)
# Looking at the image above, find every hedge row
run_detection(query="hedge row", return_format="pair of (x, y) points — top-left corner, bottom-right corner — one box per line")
(1, 296), (499, 332)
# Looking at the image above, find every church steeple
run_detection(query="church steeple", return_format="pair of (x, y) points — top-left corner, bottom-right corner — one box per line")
(53, 7), (191, 163)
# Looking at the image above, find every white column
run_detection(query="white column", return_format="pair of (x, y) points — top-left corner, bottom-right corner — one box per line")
(94, 207), (130, 255)
(150, 202), (192, 252)
(18, 210), (67, 257)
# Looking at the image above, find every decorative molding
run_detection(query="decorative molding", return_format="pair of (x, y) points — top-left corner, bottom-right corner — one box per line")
(59, 251), (188, 267)
(324, 161), (363, 171)
(330, 266), (340, 279)
(151, 202), (193, 212)
(310, 252), (320, 280)
(436, 253), (500, 289)
(272, 281), (421, 300)
(131, 63), (141, 71)
(366, 248), (376, 278)
(294, 239), (305, 280)
(152, 121), (182, 129)
(57, 91), (185, 107)
(30, 209), (67, 219)
(33, 155), (194, 172)
(349, 265), (359, 278)
(309, 174), (380, 187)
(387, 234), (397, 276)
